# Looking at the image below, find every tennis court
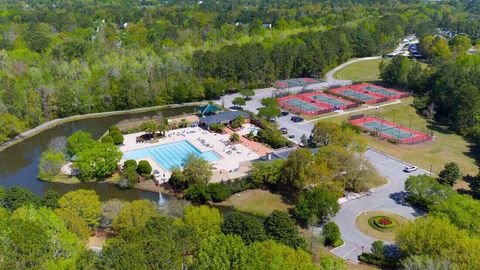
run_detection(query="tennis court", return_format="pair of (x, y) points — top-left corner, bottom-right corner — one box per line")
(336, 90), (377, 102)
(278, 96), (333, 115)
(310, 94), (349, 107)
(362, 121), (414, 139)
(349, 83), (409, 100)
(284, 98), (327, 111)
(349, 116), (432, 144)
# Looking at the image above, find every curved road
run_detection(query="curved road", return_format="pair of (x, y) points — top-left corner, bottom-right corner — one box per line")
(325, 56), (381, 83)
(331, 149), (426, 263)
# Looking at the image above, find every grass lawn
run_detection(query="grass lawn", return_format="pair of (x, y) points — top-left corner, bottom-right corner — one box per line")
(334, 59), (389, 82)
(355, 211), (410, 242)
(319, 97), (479, 178)
(216, 189), (291, 217)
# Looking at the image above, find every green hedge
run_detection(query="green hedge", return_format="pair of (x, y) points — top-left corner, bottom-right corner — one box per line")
(368, 216), (397, 231)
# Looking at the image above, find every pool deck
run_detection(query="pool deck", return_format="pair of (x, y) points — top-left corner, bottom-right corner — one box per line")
(120, 127), (262, 183)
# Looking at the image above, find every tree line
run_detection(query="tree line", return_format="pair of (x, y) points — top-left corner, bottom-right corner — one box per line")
(0, 186), (346, 269)
(0, 0), (475, 143)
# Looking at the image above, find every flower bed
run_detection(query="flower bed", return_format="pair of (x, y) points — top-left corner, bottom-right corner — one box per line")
(368, 216), (397, 231)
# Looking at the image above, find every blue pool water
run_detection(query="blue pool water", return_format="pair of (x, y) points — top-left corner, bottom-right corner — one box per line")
(123, 140), (221, 171)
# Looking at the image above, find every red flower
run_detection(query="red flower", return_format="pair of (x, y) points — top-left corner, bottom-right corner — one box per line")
(379, 218), (392, 225)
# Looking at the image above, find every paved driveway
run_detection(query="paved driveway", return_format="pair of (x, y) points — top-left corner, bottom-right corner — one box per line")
(331, 149), (426, 263)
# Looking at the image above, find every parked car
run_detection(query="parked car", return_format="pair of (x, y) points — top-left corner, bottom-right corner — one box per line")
(290, 116), (304, 123)
(288, 134), (295, 138)
(281, 111), (289, 116)
(280, 127), (288, 134)
(403, 166), (418, 173)
(229, 106), (243, 110)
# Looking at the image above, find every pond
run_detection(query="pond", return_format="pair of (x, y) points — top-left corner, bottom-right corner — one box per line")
(0, 106), (200, 202)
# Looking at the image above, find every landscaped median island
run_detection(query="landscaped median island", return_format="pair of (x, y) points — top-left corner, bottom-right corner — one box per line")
(355, 211), (410, 241)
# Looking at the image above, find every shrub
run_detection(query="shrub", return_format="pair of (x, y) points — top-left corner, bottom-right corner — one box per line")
(101, 135), (114, 144)
(137, 160), (152, 175)
(369, 216), (397, 230)
(230, 133), (240, 142)
(264, 210), (305, 249)
(184, 183), (211, 204)
(112, 133), (124, 145)
(207, 183), (230, 202)
(123, 160), (137, 170)
(323, 222), (341, 246)
(332, 239), (344, 248)
(109, 126), (120, 133)
(209, 123), (225, 132)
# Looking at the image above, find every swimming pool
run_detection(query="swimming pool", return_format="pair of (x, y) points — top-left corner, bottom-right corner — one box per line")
(123, 140), (221, 171)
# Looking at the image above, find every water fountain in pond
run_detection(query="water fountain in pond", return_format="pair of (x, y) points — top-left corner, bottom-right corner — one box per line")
(158, 191), (165, 206)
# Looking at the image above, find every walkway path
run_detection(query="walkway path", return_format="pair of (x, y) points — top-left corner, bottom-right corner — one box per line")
(330, 148), (426, 263)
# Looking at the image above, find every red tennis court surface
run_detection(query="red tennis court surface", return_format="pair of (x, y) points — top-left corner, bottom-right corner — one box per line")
(350, 117), (432, 144)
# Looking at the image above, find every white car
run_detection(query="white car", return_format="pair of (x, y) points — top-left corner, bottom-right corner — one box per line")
(403, 166), (418, 173)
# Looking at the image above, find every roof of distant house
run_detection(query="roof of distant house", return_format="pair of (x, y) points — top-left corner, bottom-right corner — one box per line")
(199, 111), (249, 126)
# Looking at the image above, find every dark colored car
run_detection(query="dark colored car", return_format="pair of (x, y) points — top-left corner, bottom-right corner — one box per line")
(280, 127), (288, 134)
(281, 111), (289, 116)
(229, 106), (243, 110)
(291, 116), (304, 123)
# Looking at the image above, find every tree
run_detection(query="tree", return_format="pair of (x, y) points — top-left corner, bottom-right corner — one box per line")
(38, 149), (65, 181)
(207, 183), (230, 202)
(222, 212), (267, 244)
(401, 255), (455, 270)
(404, 175), (453, 209)
(101, 135), (114, 144)
(232, 96), (246, 106)
(322, 222), (341, 247)
(278, 148), (313, 192)
(293, 187), (340, 224)
(263, 210), (305, 249)
(396, 216), (480, 270)
(240, 88), (255, 99)
(184, 205), (222, 246)
(261, 97), (279, 107)
(5, 205), (84, 268)
(258, 105), (281, 121)
(100, 199), (124, 230)
(230, 132), (240, 142)
(449, 35), (472, 54)
(55, 208), (91, 240)
(245, 240), (318, 270)
(438, 162), (461, 186)
(66, 131), (95, 158)
(310, 122), (366, 152)
(3, 187), (41, 211)
(182, 154), (213, 186)
(74, 143), (122, 181)
(250, 160), (285, 186)
(140, 121), (159, 139)
(193, 234), (247, 270)
(430, 193), (480, 236)
(185, 183), (211, 204)
(58, 190), (102, 227)
(112, 200), (159, 232)
(169, 167), (188, 190)
(42, 190), (60, 209)
(101, 215), (183, 270)
(137, 160), (152, 175)
(24, 29), (51, 53)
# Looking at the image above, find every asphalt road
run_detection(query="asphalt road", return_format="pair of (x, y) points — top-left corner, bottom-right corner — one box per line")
(331, 148), (426, 263)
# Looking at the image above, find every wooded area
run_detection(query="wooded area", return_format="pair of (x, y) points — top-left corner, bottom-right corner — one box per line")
(1, 0), (479, 143)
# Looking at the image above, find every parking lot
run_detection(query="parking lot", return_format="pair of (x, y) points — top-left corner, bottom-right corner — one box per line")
(215, 88), (313, 143)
